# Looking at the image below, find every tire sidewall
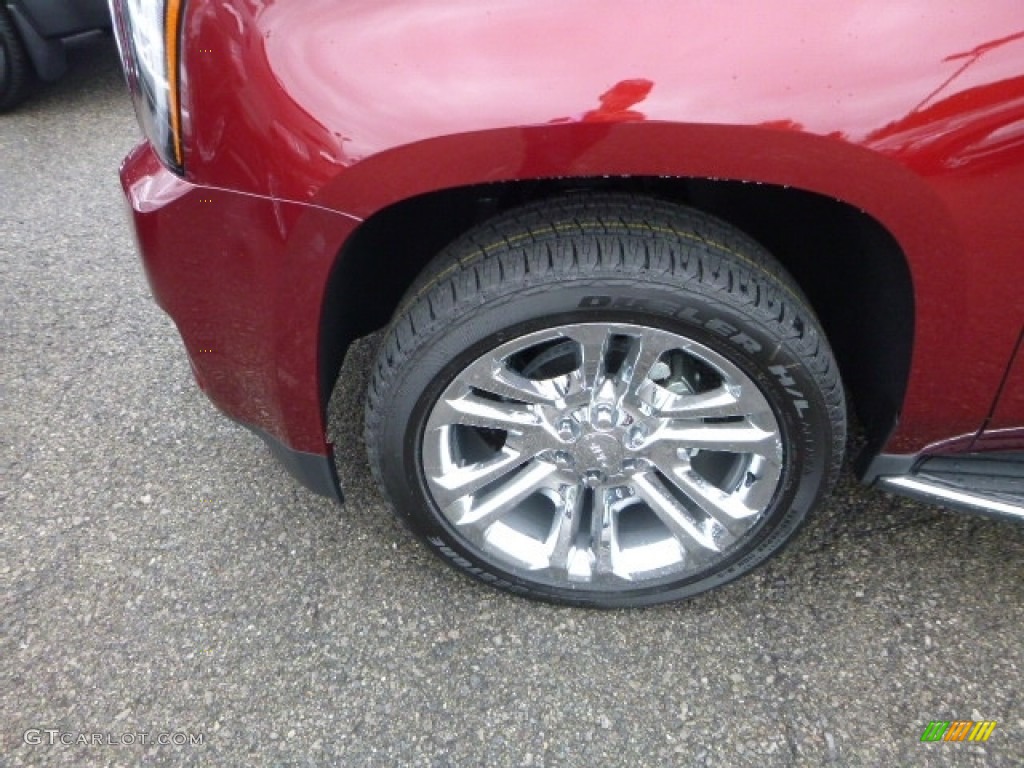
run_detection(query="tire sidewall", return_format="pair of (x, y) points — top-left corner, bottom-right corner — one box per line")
(375, 275), (834, 607)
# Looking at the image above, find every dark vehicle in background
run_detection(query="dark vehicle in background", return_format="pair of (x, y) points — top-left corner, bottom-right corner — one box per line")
(108, 0), (1024, 607)
(0, 0), (109, 110)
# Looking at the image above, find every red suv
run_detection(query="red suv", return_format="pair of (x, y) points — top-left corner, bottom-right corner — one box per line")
(109, 0), (1024, 607)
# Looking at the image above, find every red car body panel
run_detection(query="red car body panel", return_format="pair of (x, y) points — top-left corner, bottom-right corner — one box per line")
(982, 332), (1024, 443)
(120, 0), (1024, 470)
(121, 144), (359, 453)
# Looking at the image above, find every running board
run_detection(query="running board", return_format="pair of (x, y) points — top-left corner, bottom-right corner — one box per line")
(875, 453), (1024, 522)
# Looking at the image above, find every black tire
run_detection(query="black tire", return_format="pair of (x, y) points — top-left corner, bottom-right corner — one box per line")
(366, 194), (845, 608)
(0, 7), (32, 112)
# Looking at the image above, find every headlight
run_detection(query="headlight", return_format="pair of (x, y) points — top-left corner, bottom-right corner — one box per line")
(109, 0), (187, 173)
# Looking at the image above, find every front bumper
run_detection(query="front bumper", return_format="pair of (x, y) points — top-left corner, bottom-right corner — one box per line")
(119, 142), (360, 500)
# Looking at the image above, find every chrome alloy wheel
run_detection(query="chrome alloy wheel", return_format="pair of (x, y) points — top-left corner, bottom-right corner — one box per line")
(421, 322), (785, 590)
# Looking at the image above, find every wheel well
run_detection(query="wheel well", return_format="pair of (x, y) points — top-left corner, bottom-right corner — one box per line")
(320, 178), (913, 459)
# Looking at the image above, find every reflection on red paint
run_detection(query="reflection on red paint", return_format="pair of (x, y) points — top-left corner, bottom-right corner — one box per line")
(549, 79), (654, 125)
(864, 75), (1024, 174)
(757, 119), (806, 132)
(861, 29), (1024, 175)
(583, 79), (654, 123)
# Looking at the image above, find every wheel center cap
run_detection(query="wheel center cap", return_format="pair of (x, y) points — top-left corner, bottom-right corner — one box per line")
(576, 433), (623, 473)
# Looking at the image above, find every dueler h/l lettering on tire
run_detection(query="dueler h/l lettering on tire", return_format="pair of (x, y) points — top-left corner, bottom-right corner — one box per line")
(366, 194), (846, 608)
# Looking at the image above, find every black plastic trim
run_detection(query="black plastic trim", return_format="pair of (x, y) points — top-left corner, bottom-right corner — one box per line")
(245, 425), (343, 504)
(860, 452), (920, 484)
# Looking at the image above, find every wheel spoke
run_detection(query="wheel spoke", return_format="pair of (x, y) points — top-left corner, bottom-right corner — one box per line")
(563, 325), (611, 395)
(450, 459), (559, 529)
(427, 390), (543, 432)
(650, 384), (769, 420)
(616, 331), (678, 401)
(591, 486), (618, 576)
(547, 483), (584, 571)
(670, 468), (757, 525)
(632, 471), (721, 553)
(657, 420), (782, 459)
(427, 449), (529, 510)
(735, 456), (780, 511)
(645, 443), (774, 526)
(461, 355), (563, 405)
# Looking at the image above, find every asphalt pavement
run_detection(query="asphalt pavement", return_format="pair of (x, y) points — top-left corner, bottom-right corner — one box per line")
(1, 39), (1021, 768)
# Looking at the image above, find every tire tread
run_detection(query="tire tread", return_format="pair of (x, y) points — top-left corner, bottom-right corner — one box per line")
(0, 7), (32, 112)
